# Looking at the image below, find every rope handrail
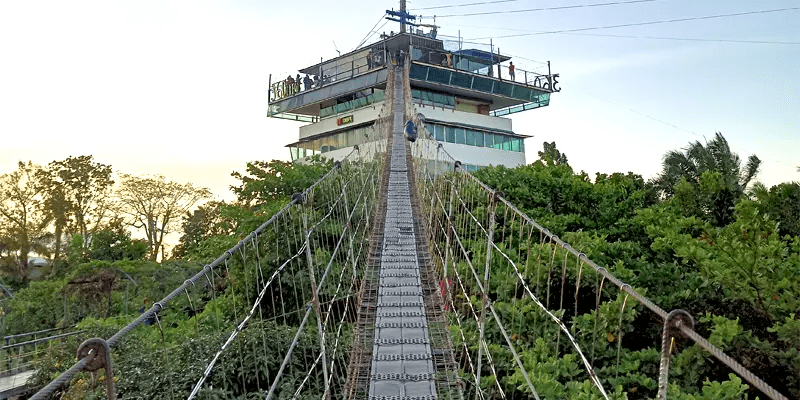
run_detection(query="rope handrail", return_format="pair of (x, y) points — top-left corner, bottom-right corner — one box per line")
(408, 111), (789, 400)
(29, 145), (378, 400)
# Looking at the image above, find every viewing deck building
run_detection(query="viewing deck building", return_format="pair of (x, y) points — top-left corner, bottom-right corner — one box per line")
(268, 29), (559, 170)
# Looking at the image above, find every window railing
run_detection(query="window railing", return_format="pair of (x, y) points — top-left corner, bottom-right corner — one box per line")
(423, 122), (525, 153)
(319, 90), (385, 119)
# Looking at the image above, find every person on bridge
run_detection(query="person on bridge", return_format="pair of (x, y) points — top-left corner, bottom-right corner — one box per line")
(405, 120), (417, 142)
(509, 61), (516, 81)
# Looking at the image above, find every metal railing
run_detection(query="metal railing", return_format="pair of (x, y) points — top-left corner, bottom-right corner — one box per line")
(269, 50), (390, 103)
(410, 46), (559, 93)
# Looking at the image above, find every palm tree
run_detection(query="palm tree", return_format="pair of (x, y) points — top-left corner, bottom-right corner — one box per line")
(654, 132), (761, 226)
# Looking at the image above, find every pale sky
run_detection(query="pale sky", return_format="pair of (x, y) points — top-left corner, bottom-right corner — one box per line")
(1, 0), (798, 202)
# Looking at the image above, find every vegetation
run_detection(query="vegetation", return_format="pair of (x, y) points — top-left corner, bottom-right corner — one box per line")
(1, 133), (798, 399)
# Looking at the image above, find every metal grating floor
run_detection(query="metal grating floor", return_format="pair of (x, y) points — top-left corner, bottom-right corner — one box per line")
(368, 67), (438, 400)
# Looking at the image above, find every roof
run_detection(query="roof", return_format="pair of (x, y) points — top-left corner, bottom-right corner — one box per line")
(453, 49), (510, 65)
(299, 32), (444, 75)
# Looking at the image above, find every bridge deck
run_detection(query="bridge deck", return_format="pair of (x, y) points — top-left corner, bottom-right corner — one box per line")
(368, 66), (438, 399)
(0, 369), (35, 398)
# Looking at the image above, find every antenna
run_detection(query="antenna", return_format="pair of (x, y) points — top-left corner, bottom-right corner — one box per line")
(333, 40), (341, 56)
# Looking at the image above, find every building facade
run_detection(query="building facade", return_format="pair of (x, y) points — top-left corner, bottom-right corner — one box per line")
(268, 29), (558, 169)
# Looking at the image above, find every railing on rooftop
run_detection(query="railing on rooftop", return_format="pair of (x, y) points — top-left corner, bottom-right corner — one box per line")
(410, 46), (559, 93)
(269, 50), (390, 104)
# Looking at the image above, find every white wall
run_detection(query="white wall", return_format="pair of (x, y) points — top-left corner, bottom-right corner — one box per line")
(413, 104), (513, 132)
(299, 105), (381, 139)
(440, 142), (526, 168)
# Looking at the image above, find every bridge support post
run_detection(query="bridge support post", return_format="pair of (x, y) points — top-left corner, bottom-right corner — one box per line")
(442, 161), (458, 311)
(656, 309), (694, 400)
(300, 192), (332, 400)
(475, 190), (499, 400)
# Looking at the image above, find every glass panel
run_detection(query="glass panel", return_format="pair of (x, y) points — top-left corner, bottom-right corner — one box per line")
(466, 130), (476, 146)
(474, 130), (484, 147)
(409, 64), (428, 80)
(484, 133), (493, 148)
(450, 71), (473, 89)
(494, 81), (513, 97)
(502, 137), (511, 151)
(514, 85), (533, 102)
(427, 67), (451, 85)
(446, 126), (456, 143)
(519, 140), (525, 153)
(511, 138), (520, 152)
(435, 125), (445, 142)
(425, 123), (434, 134)
(472, 76), (493, 92)
(455, 128), (465, 144)
(494, 135), (505, 150)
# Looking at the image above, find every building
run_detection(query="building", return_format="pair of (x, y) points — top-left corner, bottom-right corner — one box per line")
(267, 22), (558, 171)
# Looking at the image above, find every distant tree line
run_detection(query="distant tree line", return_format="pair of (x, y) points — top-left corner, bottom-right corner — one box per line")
(0, 155), (211, 284)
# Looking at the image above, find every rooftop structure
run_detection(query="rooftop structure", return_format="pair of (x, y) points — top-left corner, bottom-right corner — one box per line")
(268, 18), (559, 169)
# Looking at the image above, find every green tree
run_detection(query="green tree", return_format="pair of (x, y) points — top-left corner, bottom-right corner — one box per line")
(230, 158), (332, 206)
(39, 155), (115, 261)
(751, 181), (800, 238)
(536, 141), (569, 167)
(654, 132), (761, 226)
(172, 200), (237, 259)
(0, 161), (51, 280)
(116, 174), (212, 261)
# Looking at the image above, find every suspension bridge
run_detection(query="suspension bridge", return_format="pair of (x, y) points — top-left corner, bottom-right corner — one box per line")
(17, 64), (789, 400)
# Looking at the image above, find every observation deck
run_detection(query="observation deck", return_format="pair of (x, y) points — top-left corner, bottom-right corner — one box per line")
(267, 32), (559, 122)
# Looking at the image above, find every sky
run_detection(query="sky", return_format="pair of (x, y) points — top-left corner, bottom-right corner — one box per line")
(1, 0), (798, 203)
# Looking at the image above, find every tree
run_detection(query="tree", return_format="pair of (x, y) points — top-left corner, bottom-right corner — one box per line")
(40, 155), (115, 261)
(172, 201), (237, 259)
(0, 162), (52, 280)
(654, 132), (761, 226)
(116, 174), (212, 261)
(751, 181), (800, 238)
(230, 158), (332, 206)
(536, 141), (569, 166)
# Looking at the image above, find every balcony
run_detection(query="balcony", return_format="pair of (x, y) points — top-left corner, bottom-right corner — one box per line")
(408, 46), (558, 115)
(268, 49), (390, 120)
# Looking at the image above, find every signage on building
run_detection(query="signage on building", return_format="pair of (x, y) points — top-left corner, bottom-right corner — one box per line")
(337, 115), (354, 126)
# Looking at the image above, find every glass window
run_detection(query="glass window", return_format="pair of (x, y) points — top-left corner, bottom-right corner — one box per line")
(466, 130), (476, 146)
(519, 140), (525, 153)
(511, 138), (520, 152)
(446, 126), (456, 143)
(455, 128), (466, 144)
(484, 133), (493, 148)
(425, 123), (434, 135)
(474, 130), (485, 147)
(435, 125), (445, 142)
(502, 137), (511, 151)
(494, 135), (506, 150)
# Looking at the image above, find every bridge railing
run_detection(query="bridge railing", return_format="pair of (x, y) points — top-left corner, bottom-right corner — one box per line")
(31, 82), (390, 400)
(406, 102), (789, 399)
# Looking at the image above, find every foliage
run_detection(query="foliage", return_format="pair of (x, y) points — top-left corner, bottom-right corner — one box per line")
(653, 132), (761, 226)
(230, 157), (332, 206)
(116, 173), (212, 261)
(0, 161), (51, 280)
(41, 155), (116, 256)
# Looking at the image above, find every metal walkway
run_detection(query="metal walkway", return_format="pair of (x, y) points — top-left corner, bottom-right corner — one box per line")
(368, 67), (437, 399)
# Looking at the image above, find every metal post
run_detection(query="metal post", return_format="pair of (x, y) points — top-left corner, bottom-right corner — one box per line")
(400, 0), (407, 33)
(475, 190), (499, 400)
(657, 310), (693, 400)
(442, 163), (457, 310)
(300, 194), (331, 400)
